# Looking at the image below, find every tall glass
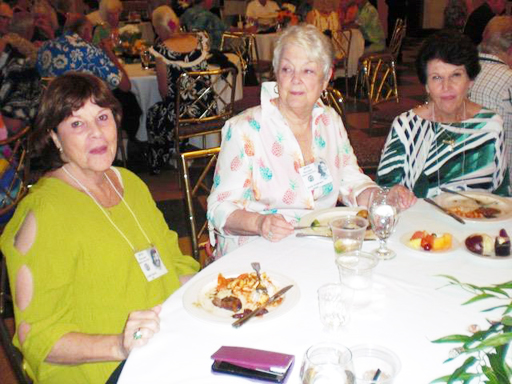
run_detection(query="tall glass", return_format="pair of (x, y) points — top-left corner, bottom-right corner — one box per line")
(368, 188), (399, 260)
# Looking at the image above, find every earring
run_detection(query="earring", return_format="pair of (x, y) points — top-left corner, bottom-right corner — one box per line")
(274, 83), (279, 95)
(321, 89), (328, 99)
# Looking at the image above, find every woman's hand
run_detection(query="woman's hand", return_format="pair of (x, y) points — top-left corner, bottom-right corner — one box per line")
(120, 305), (162, 358)
(257, 214), (295, 242)
(389, 184), (417, 210)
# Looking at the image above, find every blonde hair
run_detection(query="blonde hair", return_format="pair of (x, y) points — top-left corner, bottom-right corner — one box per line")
(481, 16), (512, 55)
(151, 5), (179, 33)
(99, 0), (123, 21)
(273, 23), (334, 81)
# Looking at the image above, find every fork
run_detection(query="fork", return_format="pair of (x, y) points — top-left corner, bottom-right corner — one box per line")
(251, 262), (268, 294)
(439, 187), (487, 205)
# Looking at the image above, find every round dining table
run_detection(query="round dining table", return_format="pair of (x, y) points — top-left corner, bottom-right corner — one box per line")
(118, 198), (512, 383)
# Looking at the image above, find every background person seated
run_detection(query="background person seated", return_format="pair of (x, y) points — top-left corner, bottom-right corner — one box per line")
(180, 0), (228, 50)
(469, 16), (512, 193)
(377, 30), (510, 198)
(246, 0), (280, 25)
(464, 0), (506, 46)
(353, 0), (385, 53)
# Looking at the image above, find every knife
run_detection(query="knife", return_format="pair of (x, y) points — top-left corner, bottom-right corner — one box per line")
(232, 285), (293, 328)
(424, 197), (466, 225)
(293, 225), (328, 230)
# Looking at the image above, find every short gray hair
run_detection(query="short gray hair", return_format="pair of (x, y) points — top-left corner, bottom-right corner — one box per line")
(99, 0), (123, 21)
(272, 24), (334, 82)
(480, 16), (512, 55)
(151, 5), (179, 32)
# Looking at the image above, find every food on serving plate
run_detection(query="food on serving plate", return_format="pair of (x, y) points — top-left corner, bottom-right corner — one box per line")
(495, 229), (511, 256)
(465, 229), (510, 256)
(209, 272), (282, 318)
(408, 231), (452, 251)
(446, 206), (501, 219)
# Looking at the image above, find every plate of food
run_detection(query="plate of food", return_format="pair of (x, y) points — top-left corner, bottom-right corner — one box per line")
(182, 269), (300, 324)
(464, 229), (511, 260)
(298, 207), (376, 240)
(433, 191), (512, 223)
(400, 230), (459, 255)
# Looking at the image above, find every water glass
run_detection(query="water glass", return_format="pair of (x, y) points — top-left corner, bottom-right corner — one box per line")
(140, 50), (151, 70)
(336, 251), (378, 308)
(330, 216), (368, 255)
(317, 283), (353, 330)
(368, 188), (399, 260)
(300, 342), (355, 384)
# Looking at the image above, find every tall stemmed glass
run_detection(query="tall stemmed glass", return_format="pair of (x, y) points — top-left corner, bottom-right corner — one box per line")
(368, 187), (399, 260)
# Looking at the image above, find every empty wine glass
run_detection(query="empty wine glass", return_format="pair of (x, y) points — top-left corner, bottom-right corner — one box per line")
(368, 188), (399, 260)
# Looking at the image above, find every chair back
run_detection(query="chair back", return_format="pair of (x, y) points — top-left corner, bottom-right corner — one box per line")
(174, 67), (237, 154)
(388, 18), (406, 60)
(1, 254), (32, 384)
(321, 87), (348, 128)
(332, 27), (353, 94)
(180, 147), (220, 264)
(220, 32), (250, 81)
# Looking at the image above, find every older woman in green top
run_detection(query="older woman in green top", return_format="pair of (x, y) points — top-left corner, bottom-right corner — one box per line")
(0, 72), (200, 383)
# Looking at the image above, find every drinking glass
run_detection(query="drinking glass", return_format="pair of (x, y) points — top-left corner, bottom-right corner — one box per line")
(368, 188), (399, 260)
(317, 284), (353, 330)
(330, 216), (368, 256)
(140, 50), (151, 70)
(300, 342), (355, 384)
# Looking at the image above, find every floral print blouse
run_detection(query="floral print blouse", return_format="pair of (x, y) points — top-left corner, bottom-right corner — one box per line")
(207, 82), (376, 256)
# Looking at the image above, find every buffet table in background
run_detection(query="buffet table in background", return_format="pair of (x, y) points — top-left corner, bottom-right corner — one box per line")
(127, 53), (243, 142)
(118, 199), (512, 383)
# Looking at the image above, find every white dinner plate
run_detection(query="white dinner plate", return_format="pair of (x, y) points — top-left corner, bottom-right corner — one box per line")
(298, 207), (374, 239)
(400, 232), (459, 257)
(182, 269), (300, 324)
(433, 191), (512, 223)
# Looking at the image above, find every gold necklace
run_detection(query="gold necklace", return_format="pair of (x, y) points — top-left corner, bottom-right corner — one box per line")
(431, 101), (466, 151)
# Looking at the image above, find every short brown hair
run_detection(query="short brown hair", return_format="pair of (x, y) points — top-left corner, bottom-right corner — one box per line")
(33, 72), (122, 172)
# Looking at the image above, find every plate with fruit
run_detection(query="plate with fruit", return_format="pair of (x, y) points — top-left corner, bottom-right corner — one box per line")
(464, 229), (511, 260)
(401, 230), (459, 255)
(298, 207), (376, 240)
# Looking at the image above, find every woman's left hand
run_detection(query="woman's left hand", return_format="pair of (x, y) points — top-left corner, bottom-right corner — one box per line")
(389, 184), (417, 210)
(120, 305), (162, 358)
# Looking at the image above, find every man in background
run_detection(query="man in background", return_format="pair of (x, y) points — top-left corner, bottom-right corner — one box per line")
(464, 0), (506, 46)
(470, 16), (512, 190)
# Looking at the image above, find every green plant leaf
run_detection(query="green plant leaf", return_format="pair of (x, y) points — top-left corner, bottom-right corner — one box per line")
(447, 357), (477, 383)
(465, 333), (512, 351)
(432, 335), (471, 344)
(503, 316), (512, 326)
(463, 293), (496, 305)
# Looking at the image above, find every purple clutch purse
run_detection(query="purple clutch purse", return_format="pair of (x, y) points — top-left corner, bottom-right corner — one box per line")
(211, 346), (294, 382)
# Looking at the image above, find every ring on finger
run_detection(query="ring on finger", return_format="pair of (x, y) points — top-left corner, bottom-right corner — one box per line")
(267, 230), (273, 240)
(133, 328), (142, 340)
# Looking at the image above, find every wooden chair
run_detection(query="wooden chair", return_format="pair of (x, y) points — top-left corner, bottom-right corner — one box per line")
(174, 66), (237, 156)
(353, 19), (406, 134)
(321, 86), (348, 129)
(332, 27), (353, 95)
(180, 148), (220, 264)
(0, 254), (32, 384)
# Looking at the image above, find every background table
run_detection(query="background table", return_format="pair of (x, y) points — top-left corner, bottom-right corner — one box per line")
(120, 21), (155, 44)
(127, 53), (243, 142)
(118, 199), (512, 383)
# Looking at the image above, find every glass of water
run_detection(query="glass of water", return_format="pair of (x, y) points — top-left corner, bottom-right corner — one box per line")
(140, 50), (151, 70)
(317, 283), (353, 330)
(300, 342), (355, 384)
(368, 187), (399, 260)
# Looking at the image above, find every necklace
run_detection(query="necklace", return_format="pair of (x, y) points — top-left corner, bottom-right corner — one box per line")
(430, 102), (467, 194)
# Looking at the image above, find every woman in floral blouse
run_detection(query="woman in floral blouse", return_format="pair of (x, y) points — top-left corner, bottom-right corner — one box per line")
(207, 24), (415, 256)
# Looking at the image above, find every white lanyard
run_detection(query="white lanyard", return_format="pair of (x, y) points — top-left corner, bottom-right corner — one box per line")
(62, 166), (151, 251)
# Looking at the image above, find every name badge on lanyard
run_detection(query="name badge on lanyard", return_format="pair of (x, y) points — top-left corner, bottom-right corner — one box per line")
(134, 246), (168, 282)
(299, 159), (333, 192)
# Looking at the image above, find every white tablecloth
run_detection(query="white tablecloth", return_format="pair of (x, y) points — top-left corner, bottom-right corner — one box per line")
(118, 199), (512, 383)
(254, 32), (279, 62)
(127, 53), (243, 142)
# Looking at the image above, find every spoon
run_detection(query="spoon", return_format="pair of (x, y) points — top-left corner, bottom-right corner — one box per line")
(251, 262), (268, 294)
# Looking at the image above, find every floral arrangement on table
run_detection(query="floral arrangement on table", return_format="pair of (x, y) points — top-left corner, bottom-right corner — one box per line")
(117, 24), (148, 57)
(277, 10), (299, 27)
(432, 275), (511, 383)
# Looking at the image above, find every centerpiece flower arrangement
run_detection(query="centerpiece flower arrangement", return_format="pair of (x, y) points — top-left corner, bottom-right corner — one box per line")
(117, 24), (148, 57)
(277, 10), (298, 27)
(432, 275), (511, 383)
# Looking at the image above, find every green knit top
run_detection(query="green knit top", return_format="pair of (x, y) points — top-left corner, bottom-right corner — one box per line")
(0, 168), (200, 383)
